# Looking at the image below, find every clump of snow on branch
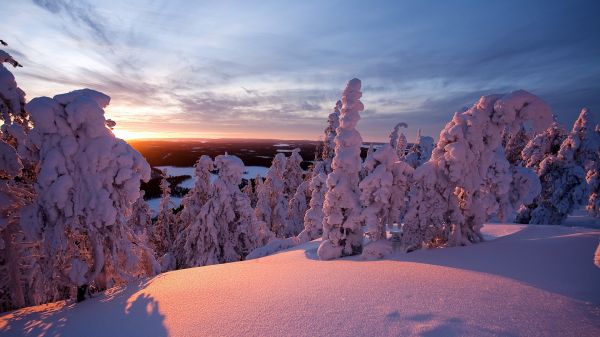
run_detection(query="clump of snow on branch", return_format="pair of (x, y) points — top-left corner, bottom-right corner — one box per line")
(318, 78), (364, 260)
(404, 130), (434, 168)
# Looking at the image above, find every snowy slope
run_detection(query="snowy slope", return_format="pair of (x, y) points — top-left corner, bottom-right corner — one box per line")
(1, 224), (599, 337)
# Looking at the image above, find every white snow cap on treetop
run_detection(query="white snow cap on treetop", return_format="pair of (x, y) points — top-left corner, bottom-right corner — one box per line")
(215, 154), (245, 185)
(493, 90), (554, 134)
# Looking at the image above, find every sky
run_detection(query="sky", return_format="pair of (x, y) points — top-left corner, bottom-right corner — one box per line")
(2, 0), (599, 141)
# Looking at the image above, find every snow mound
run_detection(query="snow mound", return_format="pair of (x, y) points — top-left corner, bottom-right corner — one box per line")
(1, 224), (599, 337)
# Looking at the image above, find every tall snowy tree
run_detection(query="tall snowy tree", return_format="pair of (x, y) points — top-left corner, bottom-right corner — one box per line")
(286, 180), (310, 237)
(283, 148), (304, 198)
(318, 78), (365, 260)
(151, 173), (177, 262)
(396, 132), (408, 159)
(21, 89), (157, 302)
(177, 155), (213, 231)
(558, 108), (599, 171)
(255, 153), (288, 237)
(401, 90), (553, 251)
(359, 145), (397, 241)
(297, 162), (327, 243)
(322, 100), (341, 173)
(587, 153), (600, 217)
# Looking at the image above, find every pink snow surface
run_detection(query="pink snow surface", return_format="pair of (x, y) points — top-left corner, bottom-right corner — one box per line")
(1, 224), (599, 337)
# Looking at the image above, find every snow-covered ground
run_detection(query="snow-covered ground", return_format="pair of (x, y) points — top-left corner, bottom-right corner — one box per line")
(1, 223), (599, 337)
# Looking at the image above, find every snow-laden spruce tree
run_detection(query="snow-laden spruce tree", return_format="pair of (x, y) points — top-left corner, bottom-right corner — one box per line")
(297, 162), (327, 243)
(389, 122), (408, 153)
(404, 130), (434, 168)
(387, 159), (415, 227)
(127, 190), (152, 236)
(359, 145), (397, 241)
(517, 110), (597, 224)
(177, 154), (268, 268)
(396, 132), (408, 159)
(318, 78), (365, 260)
(401, 90), (552, 251)
(503, 124), (530, 166)
(177, 155), (213, 231)
(0, 49), (28, 146)
(255, 153), (288, 237)
(151, 173), (177, 261)
(587, 153), (600, 217)
(521, 122), (567, 172)
(360, 143), (376, 180)
(286, 179), (310, 237)
(322, 100), (342, 173)
(284, 148), (304, 198)
(21, 89), (157, 301)
(558, 108), (599, 171)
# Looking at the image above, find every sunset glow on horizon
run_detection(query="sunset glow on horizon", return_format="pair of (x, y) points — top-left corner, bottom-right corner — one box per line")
(2, 0), (599, 142)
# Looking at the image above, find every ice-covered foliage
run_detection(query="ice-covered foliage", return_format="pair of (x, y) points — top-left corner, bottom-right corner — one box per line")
(255, 153), (288, 237)
(389, 122), (407, 149)
(402, 90), (552, 251)
(360, 143), (376, 179)
(518, 110), (597, 224)
(152, 174), (177, 260)
(359, 144), (397, 240)
(177, 155), (267, 268)
(517, 156), (587, 225)
(521, 122), (567, 172)
(587, 153), (600, 217)
(297, 162), (327, 243)
(387, 160), (414, 226)
(404, 130), (434, 168)
(503, 125), (530, 166)
(396, 133), (408, 159)
(21, 89), (156, 302)
(0, 139), (22, 178)
(177, 155), (213, 231)
(322, 100), (341, 173)
(558, 108), (599, 170)
(283, 148), (304, 198)
(286, 180), (310, 237)
(0, 50), (27, 139)
(127, 191), (152, 235)
(318, 78), (364, 260)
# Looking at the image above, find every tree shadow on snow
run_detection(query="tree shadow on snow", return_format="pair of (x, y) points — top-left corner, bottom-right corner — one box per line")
(0, 278), (168, 337)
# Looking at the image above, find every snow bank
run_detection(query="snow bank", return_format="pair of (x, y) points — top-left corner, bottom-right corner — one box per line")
(1, 223), (599, 337)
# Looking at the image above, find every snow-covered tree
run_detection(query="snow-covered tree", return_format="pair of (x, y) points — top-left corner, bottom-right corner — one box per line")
(318, 78), (365, 260)
(404, 130), (434, 168)
(558, 108), (599, 171)
(322, 100), (342, 173)
(255, 153), (288, 237)
(21, 89), (157, 302)
(402, 90), (553, 251)
(284, 148), (304, 198)
(387, 160), (414, 226)
(389, 122), (408, 159)
(127, 191), (152, 236)
(396, 132), (408, 159)
(521, 122), (567, 172)
(177, 155), (213, 231)
(359, 145), (397, 241)
(503, 125), (530, 166)
(151, 173), (177, 260)
(286, 180), (310, 237)
(587, 156), (600, 217)
(177, 155), (268, 268)
(297, 163), (327, 243)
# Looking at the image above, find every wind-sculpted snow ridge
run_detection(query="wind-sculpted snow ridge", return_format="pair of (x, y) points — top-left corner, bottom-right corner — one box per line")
(319, 78), (365, 260)
(402, 90), (553, 251)
(20, 89), (157, 303)
(1, 223), (599, 337)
